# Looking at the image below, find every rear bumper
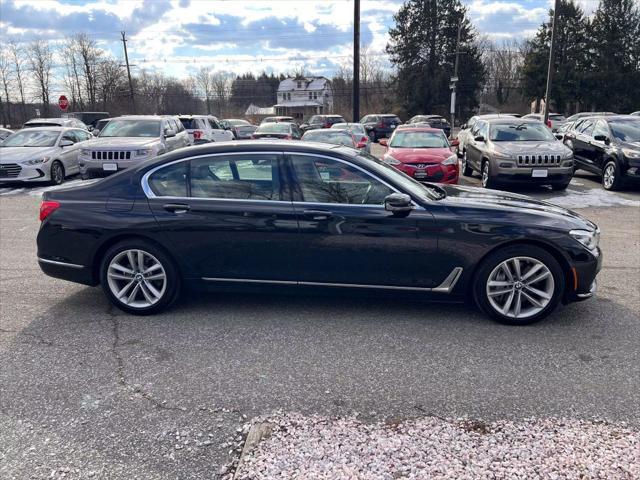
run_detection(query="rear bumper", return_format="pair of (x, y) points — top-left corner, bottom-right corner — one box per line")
(37, 257), (96, 286)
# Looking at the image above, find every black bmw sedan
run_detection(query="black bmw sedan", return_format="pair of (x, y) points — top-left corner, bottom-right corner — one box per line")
(37, 141), (601, 325)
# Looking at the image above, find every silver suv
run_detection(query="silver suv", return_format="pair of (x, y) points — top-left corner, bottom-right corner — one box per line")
(462, 118), (574, 190)
(78, 115), (190, 178)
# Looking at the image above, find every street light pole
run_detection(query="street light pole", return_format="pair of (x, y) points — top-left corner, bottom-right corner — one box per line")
(450, 20), (462, 133)
(353, 0), (360, 123)
(543, 0), (559, 123)
(121, 31), (137, 114)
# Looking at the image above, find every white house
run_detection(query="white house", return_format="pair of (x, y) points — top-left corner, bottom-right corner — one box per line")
(274, 76), (334, 122)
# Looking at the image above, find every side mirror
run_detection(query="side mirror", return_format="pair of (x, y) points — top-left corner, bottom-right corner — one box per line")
(460, 124), (467, 130)
(59, 139), (74, 147)
(384, 193), (413, 215)
(93, 130), (100, 137)
(379, 138), (389, 147)
(594, 134), (610, 144)
(555, 133), (563, 140)
(87, 126), (94, 132)
(164, 129), (176, 138)
(450, 138), (460, 147)
(474, 135), (485, 142)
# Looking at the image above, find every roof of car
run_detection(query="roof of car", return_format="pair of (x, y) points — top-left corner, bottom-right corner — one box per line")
(13, 126), (75, 131)
(115, 115), (166, 120)
(395, 126), (444, 132)
(484, 118), (541, 125)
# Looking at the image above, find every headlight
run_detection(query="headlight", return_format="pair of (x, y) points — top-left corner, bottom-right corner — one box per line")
(493, 151), (512, 160)
(80, 149), (91, 156)
(383, 155), (401, 165)
(24, 156), (51, 165)
(136, 149), (152, 156)
(442, 154), (458, 166)
(570, 229), (600, 251)
(622, 148), (640, 159)
(564, 151), (574, 159)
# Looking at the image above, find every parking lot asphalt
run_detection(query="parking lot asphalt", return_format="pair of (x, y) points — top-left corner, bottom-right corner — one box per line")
(1, 156), (639, 478)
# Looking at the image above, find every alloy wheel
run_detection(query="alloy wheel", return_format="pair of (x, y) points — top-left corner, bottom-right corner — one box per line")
(486, 256), (555, 320)
(603, 164), (615, 190)
(482, 162), (489, 187)
(462, 152), (467, 171)
(107, 249), (167, 309)
(51, 163), (64, 185)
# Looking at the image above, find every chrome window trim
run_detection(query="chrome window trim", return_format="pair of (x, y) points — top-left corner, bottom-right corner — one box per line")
(203, 267), (463, 293)
(38, 257), (85, 269)
(141, 150), (422, 209)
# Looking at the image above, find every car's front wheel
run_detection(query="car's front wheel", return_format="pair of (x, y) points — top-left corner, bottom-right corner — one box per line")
(481, 160), (497, 189)
(602, 160), (623, 191)
(50, 161), (65, 185)
(474, 245), (564, 325)
(100, 240), (180, 315)
(462, 151), (474, 177)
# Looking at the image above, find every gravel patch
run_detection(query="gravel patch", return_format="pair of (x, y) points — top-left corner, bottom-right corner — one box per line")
(233, 414), (639, 479)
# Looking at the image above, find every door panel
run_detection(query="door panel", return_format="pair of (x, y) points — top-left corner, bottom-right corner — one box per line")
(286, 153), (440, 287)
(146, 153), (299, 280)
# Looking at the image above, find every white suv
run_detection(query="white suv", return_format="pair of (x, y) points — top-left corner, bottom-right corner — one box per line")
(178, 115), (234, 144)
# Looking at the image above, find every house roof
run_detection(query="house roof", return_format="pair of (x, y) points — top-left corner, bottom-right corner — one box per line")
(245, 104), (276, 116)
(274, 100), (323, 108)
(278, 76), (330, 92)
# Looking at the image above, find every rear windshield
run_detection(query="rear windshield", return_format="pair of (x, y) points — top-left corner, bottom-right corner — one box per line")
(179, 118), (205, 129)
(257, 123), (291, 133)
(303, 130), (353, 145)
(382, 116), (401, 125)
(326, 116), (346, 124)
(24, 122), (61, 128)
(236, 125), (257, 133)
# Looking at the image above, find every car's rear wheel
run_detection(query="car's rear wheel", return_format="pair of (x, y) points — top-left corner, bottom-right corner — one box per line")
(462, 151), (474, 177)
(474, 245), (564, 325)
(369, 130), (376, 142)
(100, 240), (180, 315)
(50, 161), (65, 185)
(602, 161), (623, 191)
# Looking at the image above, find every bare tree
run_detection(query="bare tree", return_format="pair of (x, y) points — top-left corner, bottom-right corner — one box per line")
(8, 40), (27, 123)
(61, 37), (84, 110)
(75, 34), (103, 109)
(28, 40), (54, 116)
(0, 49), (12, 126)
(480, 38), (527, 111)
(212, 72), (231, 117)
(96, 59), (126, 111)
(194, 67), (214, 114)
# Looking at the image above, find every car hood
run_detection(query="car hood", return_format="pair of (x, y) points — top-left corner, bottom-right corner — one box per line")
(439, 184), (596, 231)
(388, 147), (454, 163)
(620, 140), (640, 151)
(0, 146), (60, 163)
(88, 137), (160, 148)
(492, 141), (570, 156)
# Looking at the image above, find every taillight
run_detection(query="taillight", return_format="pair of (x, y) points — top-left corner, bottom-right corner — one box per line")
(284, 135), (293, 140)
(40, 200), (60, 221)
(546, 120), (552, 128)
(378, 122), (384, 128)
(193, 130), (203, 140)
(323, 122), (330, 128)
(356, 137), (367, 148)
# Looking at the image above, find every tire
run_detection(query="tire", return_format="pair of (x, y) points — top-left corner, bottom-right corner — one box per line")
(602, 160), (623, 191)
(473, 245), (565, 325)
(552, 181), (570, 191)
(81, 171), (94, 180)
(369, 130), (376, 143)
(461, 150), (474, 177)
(481, 160), (497, 189)
(100, 239), (181, 315)
(50, 161), (65, 186)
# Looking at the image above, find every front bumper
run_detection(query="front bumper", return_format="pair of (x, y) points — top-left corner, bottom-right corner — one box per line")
(566, 247), (602, 303)
(0, 163), (51, 183)
(79, 157), (147, 176)
(397, 163), (459, 184)
(622, 162), (640, 184)
(492, 164), (573, 185)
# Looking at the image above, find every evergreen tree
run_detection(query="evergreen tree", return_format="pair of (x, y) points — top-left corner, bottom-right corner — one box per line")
(521, 0), (588, 114)
(586, 0), (640, 112)
(386, 0), (485, 121)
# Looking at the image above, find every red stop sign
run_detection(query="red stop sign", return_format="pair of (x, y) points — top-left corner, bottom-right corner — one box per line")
(58, 95), (69, 111)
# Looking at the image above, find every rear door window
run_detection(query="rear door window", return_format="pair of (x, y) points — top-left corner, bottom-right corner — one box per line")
(190, 154), (281, 201)
(148, 162), (188, 197)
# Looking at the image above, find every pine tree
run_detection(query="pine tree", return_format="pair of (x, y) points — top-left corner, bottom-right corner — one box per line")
(586, 0), (640, 112)
(521, 0), (588, 114)
(386, 0), (485, 121)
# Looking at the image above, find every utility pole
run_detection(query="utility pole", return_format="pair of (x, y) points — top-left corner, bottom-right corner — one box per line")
(353, 0), (360, 123)
(449, 20), (462, 133)
(121, 31), (137, 114)
(543, 0), (559, 123)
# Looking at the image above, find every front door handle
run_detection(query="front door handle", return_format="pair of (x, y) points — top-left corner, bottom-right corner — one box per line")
(303, 209), (333, 221)
(163, 203), (190, 214)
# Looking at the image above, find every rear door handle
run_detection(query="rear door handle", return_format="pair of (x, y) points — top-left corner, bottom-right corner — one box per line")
(163, 203), (191, 214)
(303, 209), (333, 221)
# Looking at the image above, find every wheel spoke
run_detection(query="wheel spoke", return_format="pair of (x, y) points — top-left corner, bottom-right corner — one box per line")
(524, 285), (551, 300)
(126, 283), (141, 304)
(139, 282), (155, 303)
(488, 287), (513, 297)
(127, 251), (137, 271)
(143, 263), (162, 275)
(511, 258), (521, 280)
(501, 290), (515, 315)
(521, 263), (544, 281)
(488, 280), (512, 287)
(526, 270), (551, 285)
(110, 263), (134, 275)
(501, 263), (514, 282)
(108, 273), (133, 281)
(145, 273), (166, 281)
(137, 250), (145, 272)
(143, 280), (161, 299)
(116, 279), (135, 299)
(513, 291), (522, 317)
(521, 290), (544, 308)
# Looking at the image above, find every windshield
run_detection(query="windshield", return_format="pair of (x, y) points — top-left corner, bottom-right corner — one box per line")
(24, 122), (61, 128)
(489, 123), (556, 141)
(609, 120), (640, 142)
(303, 130), (353, 146)
(99, 120), (161, 138)
(333, 123), (365, 134)
(257, 123), (291, 133)
(1, 130), (60, 147)
(358, 151), (444, 201)
(390, 131), (449, 148)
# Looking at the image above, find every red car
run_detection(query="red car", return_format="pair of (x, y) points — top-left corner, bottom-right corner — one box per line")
(379, 127), (459, 184)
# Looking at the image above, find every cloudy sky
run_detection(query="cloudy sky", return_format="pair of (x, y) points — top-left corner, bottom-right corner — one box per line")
(1, 0), (600, 81)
